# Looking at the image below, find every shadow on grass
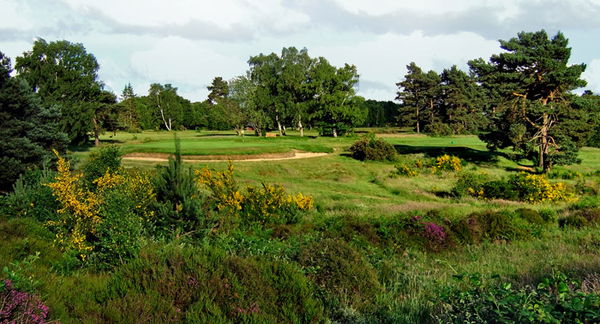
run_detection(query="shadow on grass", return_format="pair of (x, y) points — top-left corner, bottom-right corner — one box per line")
(68, 139), (124, 152)
(394, 144), (507, 165)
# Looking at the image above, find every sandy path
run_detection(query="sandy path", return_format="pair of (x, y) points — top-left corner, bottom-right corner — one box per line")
(123, 151), (329, 163)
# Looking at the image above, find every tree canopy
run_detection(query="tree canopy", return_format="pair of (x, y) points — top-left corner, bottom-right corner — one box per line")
(471, 30), (590, 171)
(15, 39), (104, 144)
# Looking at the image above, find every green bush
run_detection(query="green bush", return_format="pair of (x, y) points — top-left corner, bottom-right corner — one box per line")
(83, 145), (123, 186)
(88, 189), (145, 269)
(437, 272), (600, 323)
(560, 208), (600, 229)
(153, 139), (206, 235)
(452, 172), (490, 198)
(298, 238), (381, 317)
(348, 135), (396, 161)
(0, 168), (59, 222)
(105, 244), (324, 323)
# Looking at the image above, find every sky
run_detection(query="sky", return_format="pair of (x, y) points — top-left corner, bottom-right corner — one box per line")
(1, 0), (600, 102)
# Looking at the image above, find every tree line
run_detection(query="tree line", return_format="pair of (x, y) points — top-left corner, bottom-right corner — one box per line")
(2, 29), (600, 191)
(396, 30), (600, 171)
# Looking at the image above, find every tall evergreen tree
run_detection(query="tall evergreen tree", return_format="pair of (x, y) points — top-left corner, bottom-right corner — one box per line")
(0, 52), (68, 191)
(470, 30), (589, 171)
(395, 63), (441, 133)
(439, 65), (487, 134)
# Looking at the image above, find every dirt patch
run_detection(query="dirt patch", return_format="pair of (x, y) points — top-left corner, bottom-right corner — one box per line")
(123, 150), (329, 163)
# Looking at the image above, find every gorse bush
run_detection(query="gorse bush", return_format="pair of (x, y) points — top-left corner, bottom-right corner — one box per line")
(434, 154), (462, 172)
(394, 155), (463, 177)
(82, 145), (123, 186)
(348, 135), (396, 161)
(46, 150), (102, 259)
(46, 151), (156, 265)
(197, 162), (313, 227)
(456, 172), (576, 203)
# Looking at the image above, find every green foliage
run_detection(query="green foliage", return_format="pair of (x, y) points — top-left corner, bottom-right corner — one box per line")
(452, 171), (491, 197)
(0, 168), (59, 222)
(298, 238), (381, 317)
(471, 30), (590, 171)
(153, 138), (205, 234)
(559, 208), (600, 229)
(105, 244), (324, 323)
(396, 62), (441, 133)
(348, 135), (396, 161)
(88, 189), (145, 269)
(2, 252), (41, 293)
(82, 145), (123, 185)
(0, 52), (68, 191)
(16, 39), (105, 145)
(438, 272), (600, 323)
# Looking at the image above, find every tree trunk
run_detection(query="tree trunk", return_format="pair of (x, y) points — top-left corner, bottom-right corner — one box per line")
(539, 112), (550, 171)
(416, 107), (420, 133)
(298, 119), (304, 137)
(92, 116), (100, 146)
(332, 127), (338, 138)
(282, 125), (287, 136)
(276, 115), (283, 136)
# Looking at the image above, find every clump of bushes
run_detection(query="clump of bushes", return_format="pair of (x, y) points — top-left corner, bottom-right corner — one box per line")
(45, 150), (156, 266)
(559, 208), (600, 228)
(348, 135), (396, 161)
(298, 238), (381, 317)
(197, 162), (313, 227)
(394, 154), (463, 177)
(105, 244), (324, 323)
(437, 272), (600, 323)
(0, 168), (59, 222)
(454, 172), (576, 203)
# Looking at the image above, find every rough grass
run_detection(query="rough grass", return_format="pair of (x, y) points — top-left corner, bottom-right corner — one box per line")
(3, 128), (599, 322)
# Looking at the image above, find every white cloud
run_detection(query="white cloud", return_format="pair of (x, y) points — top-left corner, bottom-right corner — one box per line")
(129, 36), (248, 100)
(582, 59), (600, 93)
(0, 0), (34, 29)
(314, 31), (499, 100)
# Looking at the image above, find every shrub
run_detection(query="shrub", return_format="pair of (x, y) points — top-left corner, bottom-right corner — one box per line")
(437, 272), (600, 323)
(452, 172), (490, 198)
(509, 173), (576, 203)
(466, 210), (531, 241)
(459, 172), (576, 203)
(0, 279), (49, 324)
(348, 135), (396, 161)
(243, 183), (313, 225)
(560, 208), (600, 228)
(425, 122), (453, 136)
(422, 222), (448, 250)
(433, 154), (462, 172)
(515, 208), (545, 225)
(197, 162), (313, 227)
(0, 168), (59, 222)
(47, 151), (156, 264)
(394, 163), (418, 177)
(82, 145), (123, 186)
(298, 238), (381, 315)
(106, 244), (324, 323)
(46, 150), (101, 259)
(153, 139), (205, 234)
